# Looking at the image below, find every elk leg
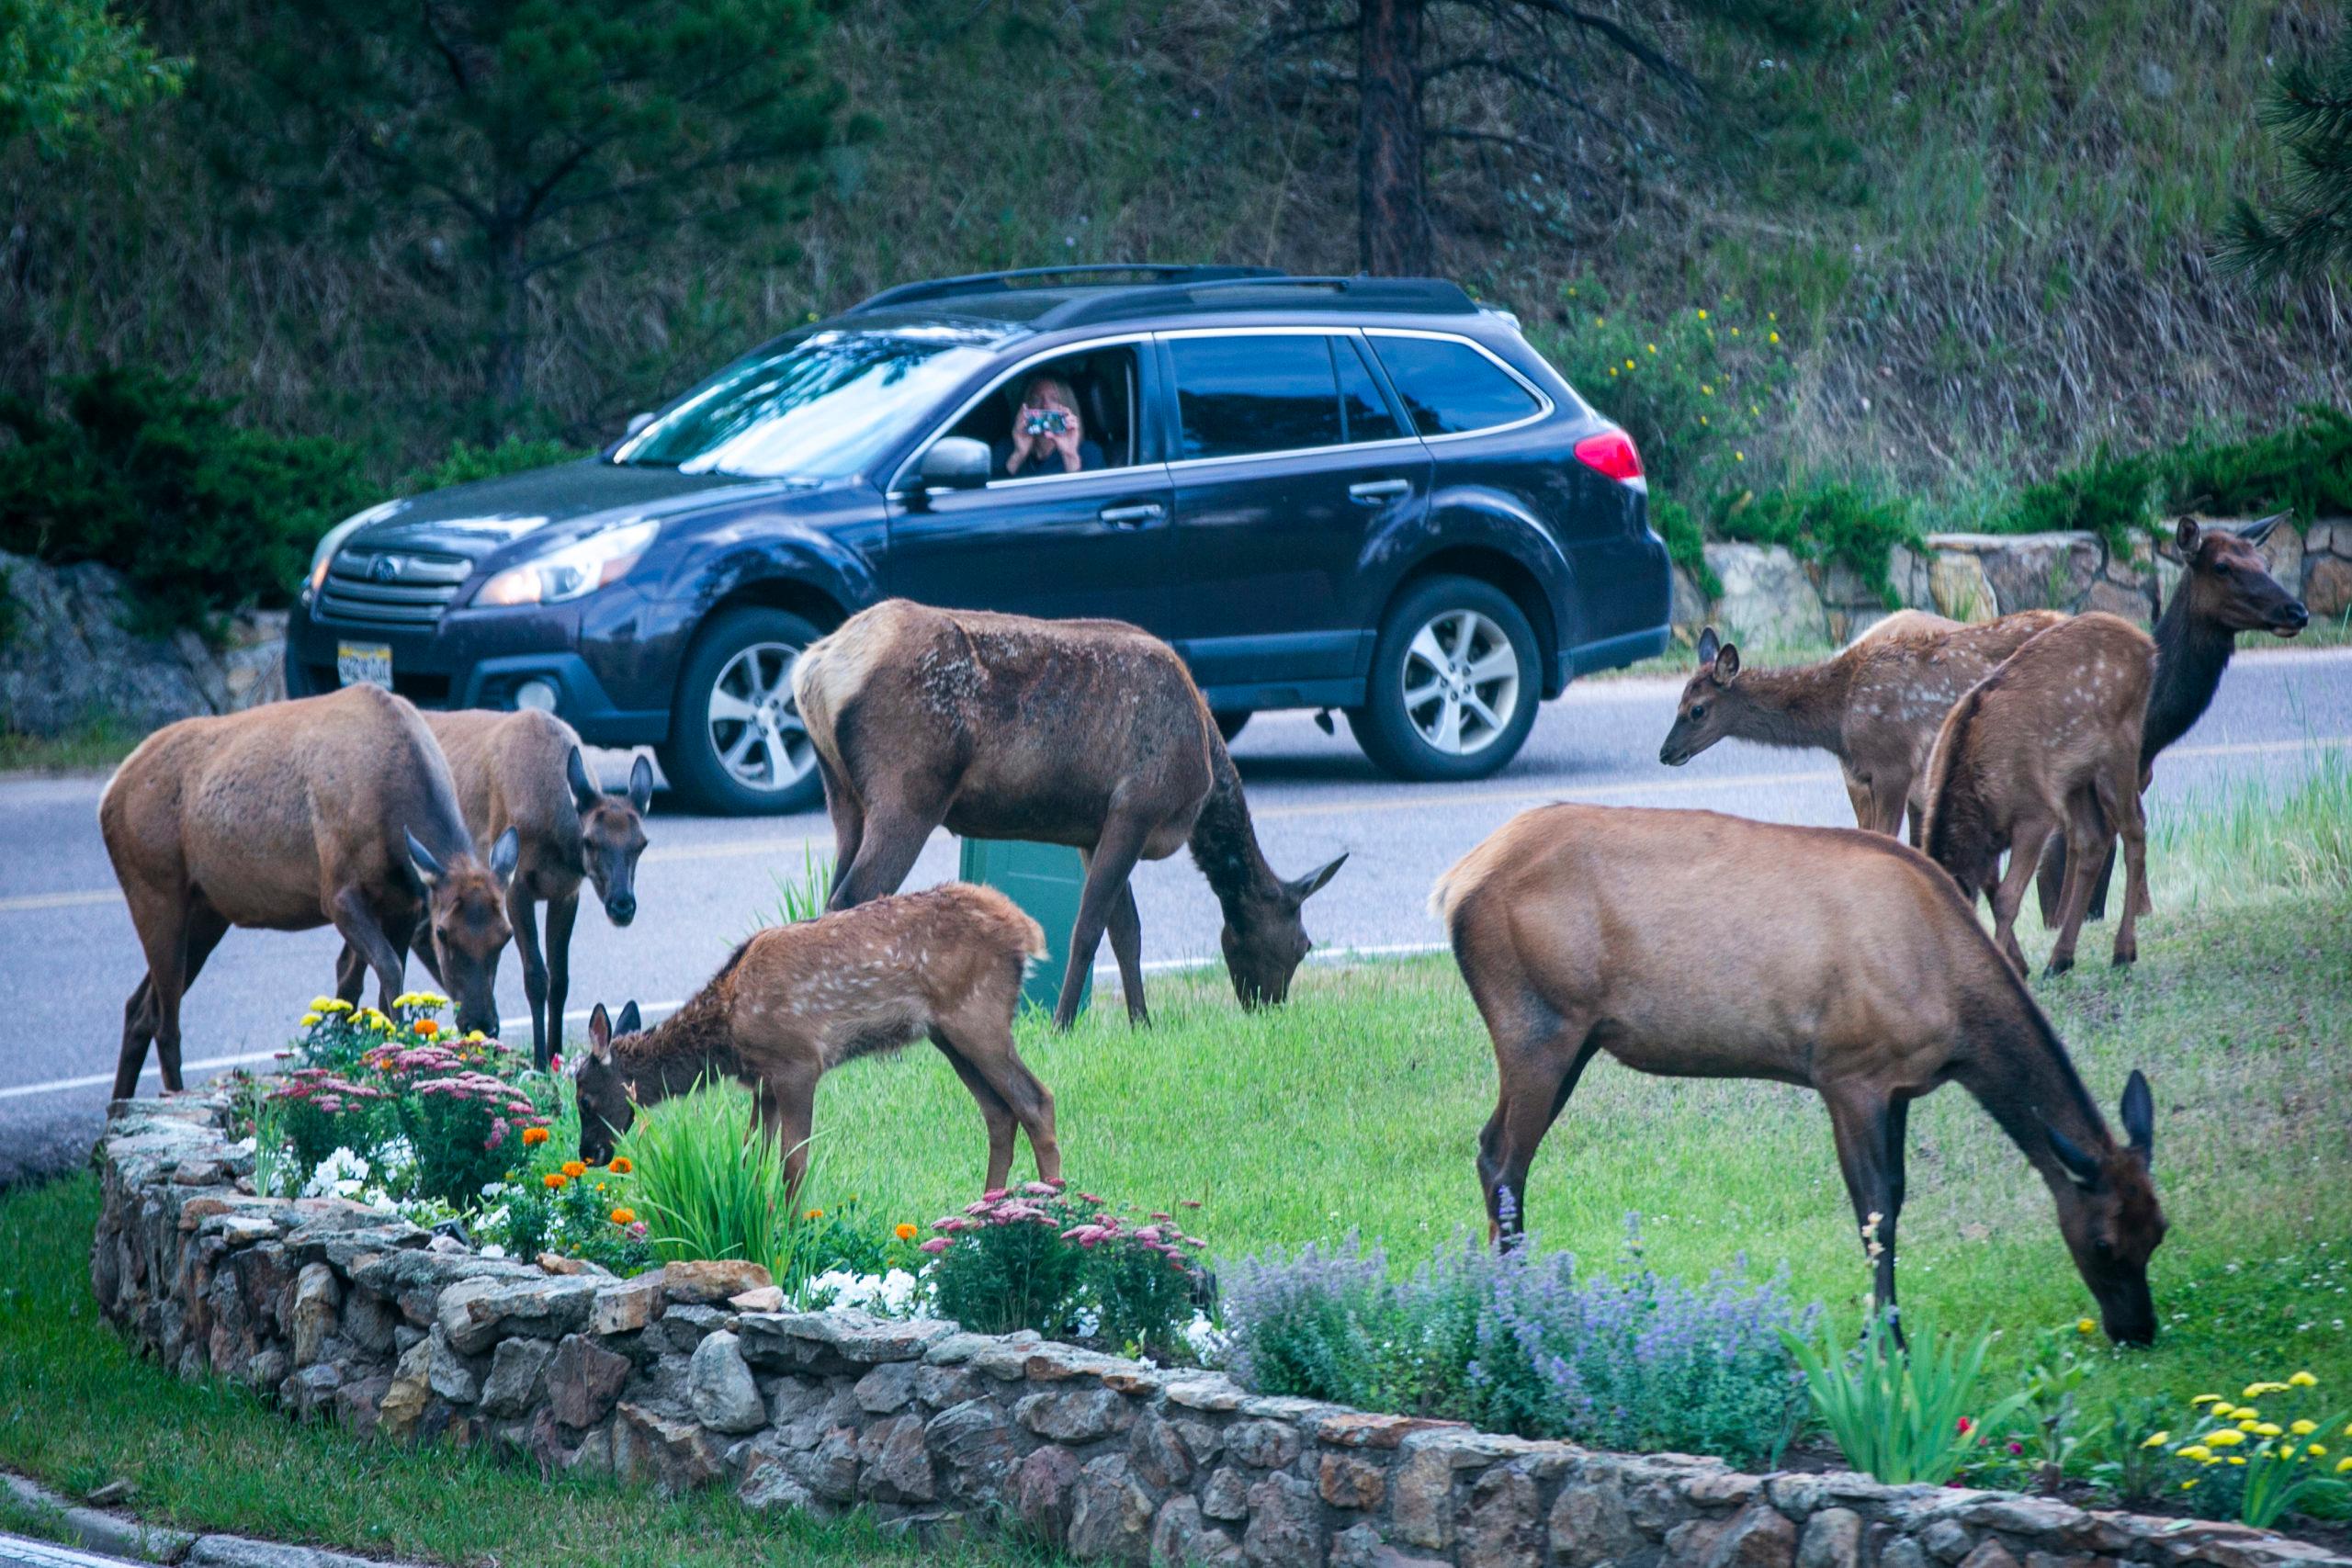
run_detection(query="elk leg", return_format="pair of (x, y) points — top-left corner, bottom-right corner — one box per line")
(1823, 1085), (1904, 1327)
(333, 941), (368, 1005)
(2104, 777), (2148, 968)
(817, 756), (865, 903)
(1056, 818), (1148, 1031)
(1101, 864), (1150, 1026)
(1868, 773), (1910, 839)
(1840, 769), (1875, 832)
(508, 884), (549, 1068)
(117, 893), (198, 1100)
(116, 977), (156, 1101)
(938, 1006), (1061, 1184)
(827, 806), (935, 910)
(330, 889), (410, 1014)
(546, 891), (580, 1066)
(1986, 818), (2052, 977)
(752, 1069), (820, 1201)
(931, 1031), (1021, 1191)
(1476, 1019), (1599, 1246)
(2046, 792), (2110, 976)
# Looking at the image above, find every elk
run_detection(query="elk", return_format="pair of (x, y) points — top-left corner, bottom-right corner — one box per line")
(1433, 803), (2167, 1344)
(1658, 612), (2067, 842)
(793, 600), (1345, 1029)
(99, 684), (520, 1100)
(336, 709), (653, 1070)
(1922, 613), (2156, 976)
(571, 883), (1058, 1194)
(2038, 514), (2310, 923)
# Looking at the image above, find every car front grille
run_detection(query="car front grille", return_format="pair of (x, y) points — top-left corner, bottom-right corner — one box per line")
(318, 547), (472, 626)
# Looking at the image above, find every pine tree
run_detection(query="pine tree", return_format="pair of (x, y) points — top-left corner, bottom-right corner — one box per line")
(2220, 5), (2352, 284)
(0, 0), (179, 152)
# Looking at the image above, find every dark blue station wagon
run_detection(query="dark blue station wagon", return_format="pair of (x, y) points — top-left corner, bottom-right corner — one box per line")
(285, 265), (1671, 813)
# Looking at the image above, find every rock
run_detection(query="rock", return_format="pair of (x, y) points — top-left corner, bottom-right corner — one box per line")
(1317, 1411), (1467, 1449)
(1012, 1443), (1083, 1543)
(435, 1272), (595, 1353)
(537, 1252), (592, 1275)
(914, 1361), (984, 1410)
(589, 1275), (664, 1336)
(1201, 1466), (1251, 1522)
(84, 1479), (137, 1506)
(2083, 578), (2153, 624)
(1671, 563), (1712, 635)
(1944, 531), (2100, 614)
(548, 1333), (632, 1430)
(1066, 1453), (1157, 1564)
(1319, 1452), (1386, 1510)
(1798, 1506), (1864, 1568)
(854, 1359), (920, 1414)
(1458, 1461), (1542, 1568)
(426, 1327), (479, 1404)
(739, 1308), (954, 1366)
(1164, 1372), (1248, 1412)
(1928, 551), (1999, 622)
(729, 1284), (785, 1312)
(655, 1302), (729, 1354)
(614, 1401), (721, 1492)
(1242, 1471), (1323, 1567)
(858, 1412), (935, 1503)
(1391, 1445), (1456, 1550)
(687, 1330), (766, 1433)
(377, 1336), (433, 1443)
(1015, 1384), (1134, 1443)
(289, 1262), (340, 1368)
(1551, 1473), (1644, 1567)
(2306, 555), (2352, 618)
(1887, 543), (1934, 609)
(1955, 1542), (2019, 1568)
(925, 1398), (1018, 1483)
(1704, 1498), (1798, 1568)
(1130, 1413), (1195, 1491)
(1702, 543), (1828, 649)
(786, 1424), (862, 1503)
(1225, 1417), (1301, 1469)
(738, 1446), (818, 1513)
(1331, 1520), (1453, 1568)
(480, 1337), (555, 1417)
(1156, 1496), (1243, 1567)
(662, 1258), (772, 1303)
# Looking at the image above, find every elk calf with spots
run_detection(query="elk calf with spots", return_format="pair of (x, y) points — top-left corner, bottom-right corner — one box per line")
(572, 883), (1058, 1195)
(1658, 611), (2066, 841)
(1923, 613), (2156, 976)
(100, 684), (519, 1099)
(793, 600), (1344, 1028)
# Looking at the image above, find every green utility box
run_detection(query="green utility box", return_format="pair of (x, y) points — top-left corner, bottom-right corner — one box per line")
(957, 838), (1091, 1018)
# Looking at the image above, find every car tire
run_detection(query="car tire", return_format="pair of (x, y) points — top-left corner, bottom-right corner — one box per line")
(1214, 710), (1252, 743)
(1347, 576), (1541, 782)
(659, 607), (829, 816)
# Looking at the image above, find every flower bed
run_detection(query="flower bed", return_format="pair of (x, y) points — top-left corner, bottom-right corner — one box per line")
(93, 1087), (2350, 1567)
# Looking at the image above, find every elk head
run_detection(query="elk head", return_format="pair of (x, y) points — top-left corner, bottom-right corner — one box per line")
(571, 999), (642, 1165)
(568, 748), (652, 927)
(2176, 515), (2309, 638)
(406, 826), (520, 1037)
(1221, 854), (1347, 1009)
(1658, 627), (1744, 766)
(2042, 1069), (2166, 1346)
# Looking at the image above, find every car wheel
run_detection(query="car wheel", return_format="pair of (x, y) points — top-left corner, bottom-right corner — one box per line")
(1214, 710), (1252, 743)
(659, 607), (828, 816)
(1348, 576), (1540, 782)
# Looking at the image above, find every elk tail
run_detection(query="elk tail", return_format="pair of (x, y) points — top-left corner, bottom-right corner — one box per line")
(1920, 679), (1990, 872)
(1429, 830), (1515, 928)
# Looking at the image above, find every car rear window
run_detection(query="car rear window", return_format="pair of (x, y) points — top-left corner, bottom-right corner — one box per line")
(1337, 338), (1405, 444)
(1369, 335), (1542, 435)
(1170, 335), (1346, 459)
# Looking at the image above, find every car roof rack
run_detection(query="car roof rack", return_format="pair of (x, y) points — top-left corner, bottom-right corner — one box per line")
(846, 264), (1286, 314)
(1032, 274), (1480, 330)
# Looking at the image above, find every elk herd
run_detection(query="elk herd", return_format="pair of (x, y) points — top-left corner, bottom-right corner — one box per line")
(96, 513), (2306, 1345)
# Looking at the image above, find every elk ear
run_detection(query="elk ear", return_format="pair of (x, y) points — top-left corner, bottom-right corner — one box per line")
(566, 746), (602, 814)
(2237, 512), (2288, 546)
(1696, 626), (1721, 668)
(405, 829), (445, 889)
(586, 1003), (614, 1061)
(2174, 516), (2202, 556)
(627, 753), (655, 815)
(616, 1000), (641, 1036)
(1287, 853), (1347, 903)
(2120, 1069), (2154, 1162)
(2041, 1115), (2104, 1190)
(488, 827), (521, 884)
(1713, 640), (1742, 682)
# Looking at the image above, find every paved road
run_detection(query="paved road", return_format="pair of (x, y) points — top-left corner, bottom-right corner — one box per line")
(5, 646), (2346, 1185)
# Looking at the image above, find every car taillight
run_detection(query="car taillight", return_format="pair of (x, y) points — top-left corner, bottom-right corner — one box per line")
(1573, 429), (1644, 485)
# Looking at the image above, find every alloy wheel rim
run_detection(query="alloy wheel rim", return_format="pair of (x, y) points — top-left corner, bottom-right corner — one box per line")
(1401, 609), (1520, 755)
(706, 641), (816, 792)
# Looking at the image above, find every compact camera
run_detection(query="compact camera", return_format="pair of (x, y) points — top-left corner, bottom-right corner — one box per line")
(1022, 409), (1071, 436)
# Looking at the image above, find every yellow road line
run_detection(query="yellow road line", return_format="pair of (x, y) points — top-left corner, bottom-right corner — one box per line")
(0, 889), (119, 914)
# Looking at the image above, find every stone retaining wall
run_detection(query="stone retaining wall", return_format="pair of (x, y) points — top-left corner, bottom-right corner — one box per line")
(1676, 518), (2349, 649)
(94, 1093), (2349, 1567)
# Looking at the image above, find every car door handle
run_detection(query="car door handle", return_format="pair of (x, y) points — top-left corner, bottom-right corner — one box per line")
(1098, 502), (1165, 526)
(1349, 479), (1413, 503)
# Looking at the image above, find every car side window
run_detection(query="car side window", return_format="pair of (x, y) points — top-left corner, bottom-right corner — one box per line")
(1368, 335), (1542, 436)
(1169, 334), (1346, 460)
(1337, 338), (1405, 445)
(941, 344), (1142, 478)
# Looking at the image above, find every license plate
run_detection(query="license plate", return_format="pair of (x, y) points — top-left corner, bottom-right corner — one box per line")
(336, 641), (393, 690)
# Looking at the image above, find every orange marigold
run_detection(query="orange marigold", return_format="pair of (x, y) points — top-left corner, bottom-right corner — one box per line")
(894, 1223), (919, 1242)
(543, 1173), (567, 1190)
(413, 1019), (439, 1038)
(610, 1208), (637, 1226)
(560, 1161), (587, 1179)
(521, 1126), (550, 1146)
(608, 1156), (633, 1174)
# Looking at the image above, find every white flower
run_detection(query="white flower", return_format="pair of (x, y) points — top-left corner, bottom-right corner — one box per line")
(301, 1147), (372, 1200)
(1183, 1313), (1227, 1362)
(481, 1244), (506, 1260)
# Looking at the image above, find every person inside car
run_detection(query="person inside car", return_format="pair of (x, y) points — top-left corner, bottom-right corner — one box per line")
(993, 372), (1104, 477)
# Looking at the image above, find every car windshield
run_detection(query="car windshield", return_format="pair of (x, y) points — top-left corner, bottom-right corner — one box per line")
(612, 326), (1001, 479)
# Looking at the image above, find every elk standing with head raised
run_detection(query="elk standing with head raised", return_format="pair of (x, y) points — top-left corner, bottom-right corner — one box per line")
(1434, 802), (2167, 1344)
(1923, 612), (2156, 976)
(1658, 612), (2065, 842)
(571, 883), (1057, 1194)
(99, 684), (520, 1099)
(792, 600), (1344, 1028)
(339, 709), (653, 1069)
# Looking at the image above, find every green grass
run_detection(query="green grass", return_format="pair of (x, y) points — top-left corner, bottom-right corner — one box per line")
(0, 718), (141, 775)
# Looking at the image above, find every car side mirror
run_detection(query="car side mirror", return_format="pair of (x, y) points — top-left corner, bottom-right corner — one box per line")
(917, 436), (991, 492)
(624, 412), (654, 437)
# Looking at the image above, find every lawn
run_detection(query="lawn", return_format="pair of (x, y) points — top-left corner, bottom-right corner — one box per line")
(0, 764), (2346, 1562)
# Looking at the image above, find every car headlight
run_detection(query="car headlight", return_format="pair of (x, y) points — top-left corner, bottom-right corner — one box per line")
(476, 521), (659, 607)
(306, 502), (401, 595)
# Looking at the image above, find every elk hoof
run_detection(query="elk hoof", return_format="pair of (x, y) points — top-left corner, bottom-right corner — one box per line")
(2044, 953), (2075, 977)
(2110, 945), (2137, 967)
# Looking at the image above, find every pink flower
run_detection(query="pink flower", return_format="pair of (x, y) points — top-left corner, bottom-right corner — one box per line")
(982, 1188), (1010, 1202)
(1149, 1212), (1171, 1222)
(1023, 1181), (1057, 1196)
(1078, 1192), (1103, 1204)
(1180, 1199), (1202, 1209)
(920, 1237), (950, 1255)
(1135, 1225), (1163, 1244)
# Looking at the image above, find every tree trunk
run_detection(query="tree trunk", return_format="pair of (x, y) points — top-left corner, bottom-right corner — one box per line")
(1356, 0), (1430, 276)
(483, 217), (529, 425)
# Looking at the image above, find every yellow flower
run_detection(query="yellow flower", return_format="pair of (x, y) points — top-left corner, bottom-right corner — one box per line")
(895, 1224), (919, 1242)
(610, 1207), (637, 1226)
(2245, 1382), (2290, 1398)
(1608, 367), (1618, 377)
(1645, 343), (1657, 355)
(1735, 451), (1746, 462)
(1696, 309), (1708, 320)
(2338, 1457), (2352, 1474)
(1768, 310), (1778, 321)
(2190, 1394), (2222, 1406)
(2206, 1429), (2245, 1448)
(1624, 358), (1636, 370)
(301, 1011), (323, 1027)
(1701, 383), (1714, 395)
(2228, 1456), (2245, 1466)
(2176, 1445), (2211, 1461)
(1769, 331), (1781, 344)
(2308, 1444), (2327, 1458)
(318, 998), (353, 1015)
(1700, 415), (1709, 425)
(560, 1161), (587, 1179)
(1730, 326), (1741, 336)
(2291, 1420), (2318, 1436)
(2075, 1318), (2095, 1335)
(2179, 1480), (2198, 1491)
(2142, 1432), (2170, 1449)
(2238, 1419), (2259, 1432)
(2254, 1423), (2283, 1438)
(465, 1030), (486, 1043)
(2290, 1371), (2318, 1387)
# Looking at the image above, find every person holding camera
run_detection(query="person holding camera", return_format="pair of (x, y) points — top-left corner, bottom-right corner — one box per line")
(994, 373), (1103, 477)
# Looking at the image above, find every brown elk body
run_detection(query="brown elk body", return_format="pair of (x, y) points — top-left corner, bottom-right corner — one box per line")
(99, 684), (519, 1099)
(793, 600), (1344, 1028)
(571, 883), (1057, 1194)
(1433, 803), (2166, 1343)
(336, 710), (653, 1069)
(1923, 613), (2156, 976)
(2038, 514), (2311, 923)
(1658, 611), (2067, 842)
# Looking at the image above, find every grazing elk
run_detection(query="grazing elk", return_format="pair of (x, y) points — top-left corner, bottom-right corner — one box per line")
(2038, 514), (2311, 923)
(1923, 613), (2156, 976)
(571, 883), (1058, 1195)
(100, 684), (519, 1100)
(1658, 612), (2067, 841)
(793, 600), (1345, 1028)
(336, 709), (654, 1069)
(1433, 803), (2167, 1344)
